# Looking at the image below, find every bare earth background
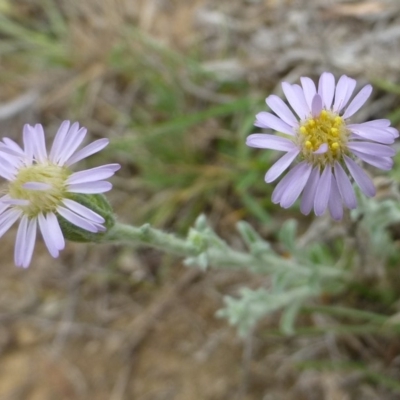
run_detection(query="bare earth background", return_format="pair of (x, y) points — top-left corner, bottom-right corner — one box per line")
(1, 1), (400, 399)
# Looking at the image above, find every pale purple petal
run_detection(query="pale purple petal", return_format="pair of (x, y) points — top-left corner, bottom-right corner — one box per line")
(318, 72), (335, 109)
(271, 162), (307, 204)
(67, 181), (112, 194)
(57, 126), (87, 165)
(281, 82), (308, 119)
(291, 84), (310, 118)
(31, 124), (48, 163)
(0, 143), (23, 158)
(328, 175), (343, 220)
(22, 124), (34, 165)
(67, 164), (120, 185)
(0, 208), (22, 238)
(246, 134), (296, 151)
(334, 162), (357, 209)
(300, 167), (320, 215)
(266, 95), (298, 127)
(0, 163), (16, 181)
(300, 77), (316, 111)
(265, 148), (300, 183)
(348, 125), (394, 144)
(38, 213), (59, 258)
(0, 151), (23, 169)
(361, 119), (391, 128)
(333, 75), (356, 112)
(22, 218), (37, 268)
(1, 199), (30, 206)
(62, 198), (105, 224)
(3, 138), (23, 154)
(342, 85), (373, 119)
(386, 127), (399, 138)
(255, 112), (295, 136)
(347, 141), (395, 157)
(14, 215), (28, 267)
(46, 212), (65, 251)
(344, 155), (376, 197)
(2, 155), (20, 175)
(65, 138), (109, 167)
(14, 216), (37, 268)
(49, 120), (70, 163)
(313, 143), (328, 154)
(280, 163), (312, 208)
(351, 149), (393, 171)
(57, 206), (99, 233)
(0, 199), (10, 214)
(22, 182), (52, 191)
(311, 94), (323, 117)
(314, 166), (332, 216)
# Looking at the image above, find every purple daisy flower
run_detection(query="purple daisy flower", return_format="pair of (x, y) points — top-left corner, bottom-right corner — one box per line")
(246, 72), (398, 220)
(0, 121), (120, 268)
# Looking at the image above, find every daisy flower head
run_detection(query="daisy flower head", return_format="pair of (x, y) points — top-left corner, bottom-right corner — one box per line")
(0, 121), (120, 268)
(246, 72), (398, 220)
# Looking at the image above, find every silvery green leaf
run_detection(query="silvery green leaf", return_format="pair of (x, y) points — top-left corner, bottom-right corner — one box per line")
(194, 214), (208, 232)
(280, 301), (302, 336)
(236, 221), (271, 254)
(278, 219), (297, 252)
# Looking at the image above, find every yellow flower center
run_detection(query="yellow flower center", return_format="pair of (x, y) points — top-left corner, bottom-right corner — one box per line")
(297, 110), (349, 167)
(8, 164), (71, 217)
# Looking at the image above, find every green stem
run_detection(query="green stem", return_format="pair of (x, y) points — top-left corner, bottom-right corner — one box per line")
(104, 223), (199, 256)
(104, 223), (346, 280)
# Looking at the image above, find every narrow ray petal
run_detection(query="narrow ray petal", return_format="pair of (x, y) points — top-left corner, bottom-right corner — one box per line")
(22, 124), (34, 165)
(38, 213), (59, 258)
(348, 125), (394, 144)
(67, 181), (112, 194)
(57, 206), (99, 233)
(311, 94), (323, 117)
(300, 167), (320, 215)
(67, 164), (120, 185)
(0, 209), (22, 238)
(58, 126), (87, 165)
(300, 77), (316, 110)
(343, 85), (373, 119)
(266, 95), (298, 126)
(344, 155), (376, 197)
(318, 72), (335, 109)
(62, 199), (105, 224)
(280, 163), (312, 208)
(351, 150), (393, 171)
(3, 138), (23, 154)
(314, 166), (332, 216)
(271, 163), (307, 204)
(22, 218), (37, 268)
(282, 82), (308, 119)
(265, 148), (300, 183)
(49, 120), (70, 163)
(246, 134), (296, 151)
(22, 182), (52, 191)
(255, 112), (295, 135)
(65, 138), (109, 166)
(313, 143), (328, 154)
(31, 124), (47, 163)
(328, 175), (343, 220)
(347, 141), (395, 157)
(334, 162), (357, 209)
(15, 215), (28, 267)
(46, 212), (65, 251)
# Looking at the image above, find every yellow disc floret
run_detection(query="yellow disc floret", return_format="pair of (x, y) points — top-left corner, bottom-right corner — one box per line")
(297, 109), (349, 167)
(8, 164), (70, 217)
